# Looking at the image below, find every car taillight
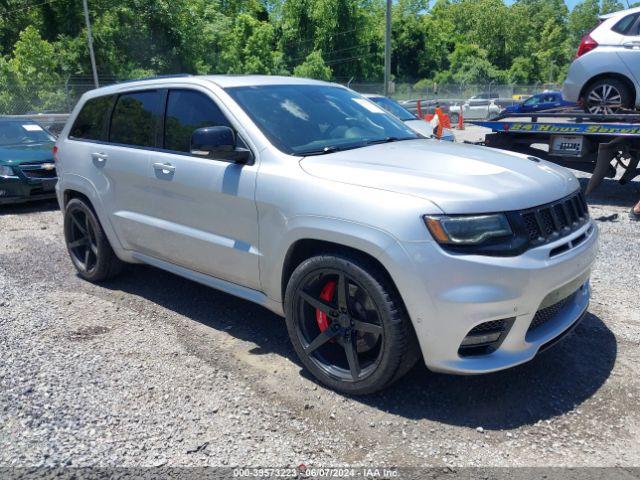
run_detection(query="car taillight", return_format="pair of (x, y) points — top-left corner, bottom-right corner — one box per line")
(52, 145), (59, 162)
(576, 34), (598, 58)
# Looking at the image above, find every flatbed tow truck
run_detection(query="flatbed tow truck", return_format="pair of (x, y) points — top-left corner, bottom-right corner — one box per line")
(470, 110), (640, 194)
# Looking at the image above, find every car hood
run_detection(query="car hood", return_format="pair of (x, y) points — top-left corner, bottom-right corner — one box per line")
(299, 139), (580, 213)
(0, 143), (54, 165)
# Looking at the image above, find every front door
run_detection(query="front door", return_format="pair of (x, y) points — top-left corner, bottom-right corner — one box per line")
(141, 88), (260, 290)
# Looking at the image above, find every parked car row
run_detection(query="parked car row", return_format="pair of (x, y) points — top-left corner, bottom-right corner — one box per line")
(363, 94), (454, 141)
(398, 92), (575, 123)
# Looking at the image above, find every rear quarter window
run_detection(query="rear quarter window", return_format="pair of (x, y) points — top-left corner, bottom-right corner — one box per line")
(70, 95), (115, 141)
(612, 14), (639, 34)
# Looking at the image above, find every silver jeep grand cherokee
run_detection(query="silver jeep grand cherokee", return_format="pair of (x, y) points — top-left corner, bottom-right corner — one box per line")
(55, 75), (598, 394)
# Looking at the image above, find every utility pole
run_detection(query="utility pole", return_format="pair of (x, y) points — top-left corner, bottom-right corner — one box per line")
(384, 0), (391, 97)
(82, 0), (99, 88)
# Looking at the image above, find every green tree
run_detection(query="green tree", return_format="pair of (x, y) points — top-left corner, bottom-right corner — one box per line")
(293, 50), (332, 79)
(0, 26), (65, 113)
(568, 0), (600, 43)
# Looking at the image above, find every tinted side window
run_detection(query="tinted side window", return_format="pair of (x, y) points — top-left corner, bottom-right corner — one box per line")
(164, 89), (231, 153)
(110, 90), (164, 147)
(612, 14), (638, 34)
(70, 95), (114, 140)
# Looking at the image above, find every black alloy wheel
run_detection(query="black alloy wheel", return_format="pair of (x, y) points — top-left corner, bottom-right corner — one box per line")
(285, 254), (419, 394)
(64, 198), (123, 282)
(67, 207), (99, 274)
(295, 269), (385, 383)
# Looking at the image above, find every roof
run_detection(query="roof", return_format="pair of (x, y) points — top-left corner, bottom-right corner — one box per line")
(203, 75), (332, 88)
(599, 5), (640, 20)
(80, 74), (335, 98)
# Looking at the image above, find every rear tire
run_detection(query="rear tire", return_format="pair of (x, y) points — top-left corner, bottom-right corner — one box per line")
(284, 253), (419, 395)
(583, 78), (634, 114)
(449, 112), (460, 125)
(64, 198), (124, 282)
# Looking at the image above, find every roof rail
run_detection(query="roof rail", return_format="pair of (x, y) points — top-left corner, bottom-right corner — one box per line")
(115, 74), (193, 85)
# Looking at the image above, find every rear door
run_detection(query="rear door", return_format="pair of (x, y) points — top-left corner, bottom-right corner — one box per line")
(99, 89), (165, 253)
(140, 88), (260, 289)
(66, 92), (162, 251)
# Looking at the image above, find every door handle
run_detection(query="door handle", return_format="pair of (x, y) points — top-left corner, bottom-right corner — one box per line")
(622, 41), (640, 49)
(153, 162), (175, 174)
(91, 152), (108, 165)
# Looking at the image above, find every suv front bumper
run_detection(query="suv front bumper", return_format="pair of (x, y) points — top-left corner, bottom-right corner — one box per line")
(388, 220), (598, 374)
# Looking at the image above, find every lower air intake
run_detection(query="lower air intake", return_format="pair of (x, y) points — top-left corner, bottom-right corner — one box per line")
(458, 318), (514, 357)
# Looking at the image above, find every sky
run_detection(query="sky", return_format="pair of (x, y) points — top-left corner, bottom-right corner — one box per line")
(504, 0), (632, 10)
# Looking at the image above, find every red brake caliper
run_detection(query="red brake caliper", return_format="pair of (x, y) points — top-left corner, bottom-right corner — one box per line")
(315, 280), (336, 332)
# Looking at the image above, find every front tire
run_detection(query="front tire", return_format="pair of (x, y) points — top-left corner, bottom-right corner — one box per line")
(284, 254), (419, 394)
(64, 198), (123, 282)
(583, 78), (633, 114)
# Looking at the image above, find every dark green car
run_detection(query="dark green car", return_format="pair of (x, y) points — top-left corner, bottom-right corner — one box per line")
(0, 117), (57, 205)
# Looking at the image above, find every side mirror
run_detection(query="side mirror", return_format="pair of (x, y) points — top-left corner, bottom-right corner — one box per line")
(190, 126), (252, 164)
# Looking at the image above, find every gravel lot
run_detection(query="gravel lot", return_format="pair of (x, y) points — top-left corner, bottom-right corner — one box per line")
(1, 136), (639, 469)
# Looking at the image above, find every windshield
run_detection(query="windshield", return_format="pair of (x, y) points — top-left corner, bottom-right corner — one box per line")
(367, 96), (416, 121)
(523, 95), (541, 106)
(0, 121), (54, 146)
(226, 85), (420, 155)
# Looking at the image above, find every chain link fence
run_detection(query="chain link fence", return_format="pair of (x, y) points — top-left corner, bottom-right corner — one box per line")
(0, 77), (562, 126)
(350, 82), (561, 102)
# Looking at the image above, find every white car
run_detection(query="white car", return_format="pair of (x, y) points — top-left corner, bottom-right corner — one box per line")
(55, 75), (597, 394)
(563, 6), (640, 114)
(363, 94), (454, 141)
(449, 98), (501, 122)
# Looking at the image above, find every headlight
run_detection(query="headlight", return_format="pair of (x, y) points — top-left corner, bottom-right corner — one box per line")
(0, 165), (15, 177)
(424, 214), (513, 245)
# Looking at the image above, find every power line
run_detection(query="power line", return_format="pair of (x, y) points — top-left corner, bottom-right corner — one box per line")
(289, 42), (378, 64)
(280, 27), (360, 49)
(325, 51), (379, 66)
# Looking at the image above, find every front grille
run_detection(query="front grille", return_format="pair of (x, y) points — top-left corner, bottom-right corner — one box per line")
(518, 191), (589, 247)
(527, 294), (575, 334)
(18, 163), (57, 179)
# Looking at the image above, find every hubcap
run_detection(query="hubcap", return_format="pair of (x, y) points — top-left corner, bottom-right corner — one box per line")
(67, 209), (98, 273)
(587, 84), (623, 115)
(296, 270), (384, 382)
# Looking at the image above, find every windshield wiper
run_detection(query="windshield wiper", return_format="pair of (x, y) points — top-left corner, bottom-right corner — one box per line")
(300, 136), (416, 156)
(365, 136), (418, 145)
(300, 144), (361, 156)
(366, 136), (399, 145)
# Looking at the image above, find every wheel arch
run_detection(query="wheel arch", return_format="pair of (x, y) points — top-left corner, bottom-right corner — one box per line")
(280, 238), (402, 307)
(63, 189), (93, 209)
(61, 186), (129, 262)
(579, 72), (637, 105)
